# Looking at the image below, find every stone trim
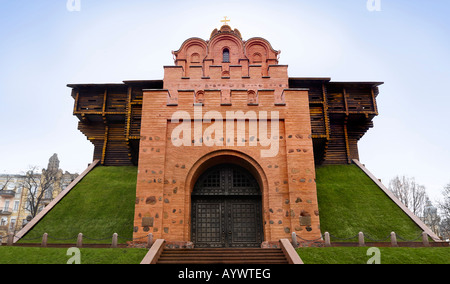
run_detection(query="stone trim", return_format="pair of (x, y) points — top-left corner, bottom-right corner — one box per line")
(280, 239), (303, 264)
(352, 159), (441, 242)
(140, 239), (165, 264)
(13, 160), (101, 243)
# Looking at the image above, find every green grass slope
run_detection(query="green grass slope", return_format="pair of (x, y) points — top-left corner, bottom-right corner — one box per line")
(20, 164), (425, 244)
(8, 164), (447, 264)
(297, 247), (450, 264)
(20, 166), (137, 244)
(0, 247), (148, 264)
(316, 165), (423, 241)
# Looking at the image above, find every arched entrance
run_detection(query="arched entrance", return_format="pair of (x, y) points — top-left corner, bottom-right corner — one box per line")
(191, 164), (263, 248)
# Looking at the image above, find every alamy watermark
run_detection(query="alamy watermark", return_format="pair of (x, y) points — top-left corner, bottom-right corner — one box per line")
(170, 105), (280, 158)
(367, 247), (381, 264)
(67, 0), (81, 12)
(67, 247), (81, 264)
(367, 0), (381, 12)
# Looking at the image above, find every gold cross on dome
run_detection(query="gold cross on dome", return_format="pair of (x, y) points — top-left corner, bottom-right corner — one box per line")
(221, 16), (230, 26)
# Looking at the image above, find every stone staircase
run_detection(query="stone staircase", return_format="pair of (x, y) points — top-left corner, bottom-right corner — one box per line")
(156, 248), (289, 264)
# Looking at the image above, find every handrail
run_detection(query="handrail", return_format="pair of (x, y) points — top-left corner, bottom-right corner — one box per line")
(0, 207), (13, 214)
(280, 239), (303, 264)
(0, 190), (16, 196)
(140, 239), (165, 264)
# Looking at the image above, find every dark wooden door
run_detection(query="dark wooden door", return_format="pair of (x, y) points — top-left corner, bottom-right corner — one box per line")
(191, 165), (263, 248)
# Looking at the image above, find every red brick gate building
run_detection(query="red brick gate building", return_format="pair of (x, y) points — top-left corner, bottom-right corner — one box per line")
(69, 24), (381, 247)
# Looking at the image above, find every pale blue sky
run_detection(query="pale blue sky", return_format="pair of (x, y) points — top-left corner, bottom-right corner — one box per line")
(0, 0), (449, 202)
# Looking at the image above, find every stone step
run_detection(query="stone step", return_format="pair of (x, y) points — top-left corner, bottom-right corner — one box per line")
(157, 248), (289, 264)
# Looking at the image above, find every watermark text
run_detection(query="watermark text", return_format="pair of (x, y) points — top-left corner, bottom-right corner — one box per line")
(367, 247), (381, 264)
(67, 247), (81, 264)
(171, 106), (280, 158)
(367, 0), (381, 12)
(67, 0), (81, 12)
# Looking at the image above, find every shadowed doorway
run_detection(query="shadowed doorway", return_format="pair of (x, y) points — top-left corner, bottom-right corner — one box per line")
(191, 164), (263, 248)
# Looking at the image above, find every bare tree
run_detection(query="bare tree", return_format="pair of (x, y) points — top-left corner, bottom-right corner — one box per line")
(423, 197), (441, 237)
(21, 165), (58, 218)
(439, 183), (450, 218)
(0, 174), (13, 191)
(438, 183), (450, 240)
(388, 175), (428, 217)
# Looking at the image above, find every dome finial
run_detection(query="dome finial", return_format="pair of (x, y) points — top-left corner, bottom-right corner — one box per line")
(220, 16), (230, 26)
(210, 17), (242, 40)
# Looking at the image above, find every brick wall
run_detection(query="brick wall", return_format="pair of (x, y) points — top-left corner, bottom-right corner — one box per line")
(133, 28), (321, 245)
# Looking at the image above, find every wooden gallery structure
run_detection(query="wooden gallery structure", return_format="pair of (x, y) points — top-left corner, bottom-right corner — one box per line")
(68, 24), (382, 248)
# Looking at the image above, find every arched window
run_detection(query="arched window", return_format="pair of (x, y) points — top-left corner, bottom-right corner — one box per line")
(223, 48), (230, 63)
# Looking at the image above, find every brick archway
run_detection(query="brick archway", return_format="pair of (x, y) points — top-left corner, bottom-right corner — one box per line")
(183, 150), (270, 243)
(191, 163), (263, 247)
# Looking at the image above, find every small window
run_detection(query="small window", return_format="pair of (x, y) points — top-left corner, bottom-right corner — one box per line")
(223, 48), (230, 63)
(4, 200), (10, 211)
(13, 201), (19, 211)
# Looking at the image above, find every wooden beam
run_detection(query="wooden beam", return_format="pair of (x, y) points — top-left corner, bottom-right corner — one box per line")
(126, 87), (132, 139)
(371, 87), (379, 115)
(101, 126), (109, 165)
(322, 83), (330, 139)
(102, 88), (108, 115)
(343, 87), (349, 116)
(73, 90), (79, 115)
(343, 117), (351, 164)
